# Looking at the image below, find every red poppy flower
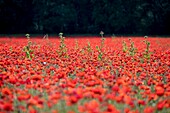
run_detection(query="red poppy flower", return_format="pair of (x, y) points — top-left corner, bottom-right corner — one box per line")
(28, 99), (37, 106)
(29, 109), (37, 113)
(155, 86), (164, 96)
(8, 77), (17, 84)
(157, 101), (165, 110)
(112, 85), (119, 92)
(76, 72), (85, 77)
(31, 75), (42, 81)
(107, 104), (120, 113)
(138, 100), (146, 105)
(85, 100), (100, 112)
(1, 88), (12, 95)
(18, 94), (31, 101)
(3, 102), (13, 111)
(49, 93), (61, 100)
(124, 108), (130, 113)
(144, 106), (155, 113)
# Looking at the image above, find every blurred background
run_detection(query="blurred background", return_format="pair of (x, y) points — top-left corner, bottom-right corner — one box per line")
(0, 0), (170, 35)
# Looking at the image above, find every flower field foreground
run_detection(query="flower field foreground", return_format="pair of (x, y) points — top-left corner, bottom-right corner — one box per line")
(0, 36), (170, 113)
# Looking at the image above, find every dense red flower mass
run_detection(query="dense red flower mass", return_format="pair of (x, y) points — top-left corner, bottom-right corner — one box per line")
(0, 36), (170, 113)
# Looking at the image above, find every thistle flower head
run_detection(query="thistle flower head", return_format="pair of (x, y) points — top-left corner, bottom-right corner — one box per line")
(25, 34), (30, 38)
(100, 31), (104, 35)
(144, 36), (148, 39)
(59, 32), (63, 37)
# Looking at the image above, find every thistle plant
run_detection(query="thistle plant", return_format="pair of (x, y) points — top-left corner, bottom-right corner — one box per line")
(129, 38), (137, 56)
(23, 34), (34, 60)
(100, 31), (104, 38)
(122, 40), (128, 53)
(43, 34), (52, 47)
(86, 40), (92, 53)
(96, 46), (103, 61)
(57, 32), (68, 58)
(122, 39), (137, 56)
(100, 31), (105, 49)
(59, 33), (66, 51)
(43, 34), (48, 39)
(25, 34), (32, 47)
(96, 31), (105, 61)
(143, 36), (151, 60)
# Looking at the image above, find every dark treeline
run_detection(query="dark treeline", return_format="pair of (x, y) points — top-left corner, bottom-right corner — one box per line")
(0, 0), (170, 35)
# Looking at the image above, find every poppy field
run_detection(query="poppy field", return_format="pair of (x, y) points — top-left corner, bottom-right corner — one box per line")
(0, 35), (170, 113)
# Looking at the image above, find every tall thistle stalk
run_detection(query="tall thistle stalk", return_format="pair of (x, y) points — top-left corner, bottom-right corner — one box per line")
(122, 39), (137, 56)
(122, 40), (128, 53)
(23, 34), (34, 60)
(129, 38), (137, 56)
(96, 31), (105, 61)
(143, 36), (151, 60)
(57, 33), (68, 58)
